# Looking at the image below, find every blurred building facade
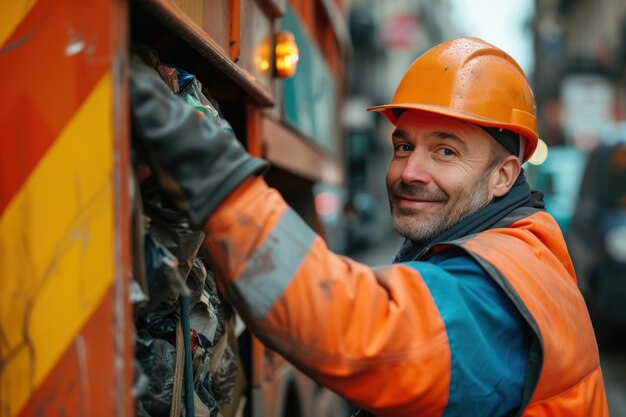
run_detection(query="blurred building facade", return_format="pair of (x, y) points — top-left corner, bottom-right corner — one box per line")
(347, 0), (458, 105)
(341, 0), (460, 246)
(534, 0), (626, 149)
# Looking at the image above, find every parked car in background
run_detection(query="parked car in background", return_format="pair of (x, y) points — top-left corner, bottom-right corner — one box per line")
(343, 190), (380, 254)
(525, 146), (587, 234)
(313, 182), (349, 254)
(313, 184), (385, 255)
(567, 141), (626, 336)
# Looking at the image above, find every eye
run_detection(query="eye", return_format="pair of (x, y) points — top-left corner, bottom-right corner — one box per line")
(393, 143), (413, 156)
(436, 147), (457, 158)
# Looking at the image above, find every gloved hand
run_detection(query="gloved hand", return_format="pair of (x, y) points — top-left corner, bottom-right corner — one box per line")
(130, 59), (268, 228)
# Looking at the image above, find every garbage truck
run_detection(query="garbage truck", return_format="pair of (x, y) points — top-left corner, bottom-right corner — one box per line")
(0, 0), (350, 415)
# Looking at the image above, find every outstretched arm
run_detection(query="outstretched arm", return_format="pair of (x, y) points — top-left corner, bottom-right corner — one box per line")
(131, 64), (529, 417)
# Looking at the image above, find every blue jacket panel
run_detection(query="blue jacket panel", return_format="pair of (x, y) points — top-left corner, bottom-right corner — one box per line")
(406, 248), (531, 417)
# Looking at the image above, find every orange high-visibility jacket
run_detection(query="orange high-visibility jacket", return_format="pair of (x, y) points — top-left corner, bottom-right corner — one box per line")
(203, 178), (609, 417)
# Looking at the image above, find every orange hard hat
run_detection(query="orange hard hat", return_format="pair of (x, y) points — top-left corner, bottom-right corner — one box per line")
(368, 36), (538, 162)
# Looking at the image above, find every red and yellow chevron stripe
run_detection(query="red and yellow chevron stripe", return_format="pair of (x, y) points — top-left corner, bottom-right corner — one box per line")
(1, 1), (131, 416)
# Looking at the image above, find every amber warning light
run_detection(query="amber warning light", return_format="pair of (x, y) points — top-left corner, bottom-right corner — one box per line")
(275, 31), (299, 78)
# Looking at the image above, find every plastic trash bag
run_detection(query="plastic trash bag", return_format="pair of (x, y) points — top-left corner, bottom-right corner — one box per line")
(137, 338), (177, 417)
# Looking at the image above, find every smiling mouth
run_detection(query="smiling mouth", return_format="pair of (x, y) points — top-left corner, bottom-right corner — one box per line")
(390, 183), (448, 207)
(399, 197), (439, 202)
(394, 196), (443, 210)
(394, 194), (443, 204)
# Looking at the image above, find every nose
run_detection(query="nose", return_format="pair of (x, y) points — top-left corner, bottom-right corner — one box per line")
(400, 150), (432, 184)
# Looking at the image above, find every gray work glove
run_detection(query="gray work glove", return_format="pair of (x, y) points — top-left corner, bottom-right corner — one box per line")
(130, 60), (268, 227)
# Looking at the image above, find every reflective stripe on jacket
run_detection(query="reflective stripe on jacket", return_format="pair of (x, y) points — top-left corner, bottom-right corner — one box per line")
(203, 177), (609, 416)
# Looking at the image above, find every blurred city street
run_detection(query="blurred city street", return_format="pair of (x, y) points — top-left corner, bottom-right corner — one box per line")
(350, 228), (404, 268)
(601, 340), (626, 417)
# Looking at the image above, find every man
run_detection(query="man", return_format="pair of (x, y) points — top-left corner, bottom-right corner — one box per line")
(131, 37), (608, 416)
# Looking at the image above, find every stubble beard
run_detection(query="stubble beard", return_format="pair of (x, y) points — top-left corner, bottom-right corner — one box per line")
(389, 175), (492, 245)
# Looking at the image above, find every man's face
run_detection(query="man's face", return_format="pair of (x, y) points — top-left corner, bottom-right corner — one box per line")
(386, 111), (498, 244)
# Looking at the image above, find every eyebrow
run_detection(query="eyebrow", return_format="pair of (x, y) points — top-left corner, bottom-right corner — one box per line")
(391, 128), (411, 141)
(431, 131), (469, 152)
(392, 128), (470, 152)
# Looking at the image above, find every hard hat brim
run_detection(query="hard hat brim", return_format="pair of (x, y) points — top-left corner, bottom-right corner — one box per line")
(367, 103), (538, 163)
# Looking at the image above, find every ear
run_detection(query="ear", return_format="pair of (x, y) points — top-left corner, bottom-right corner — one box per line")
(491, 155), (521, 198)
